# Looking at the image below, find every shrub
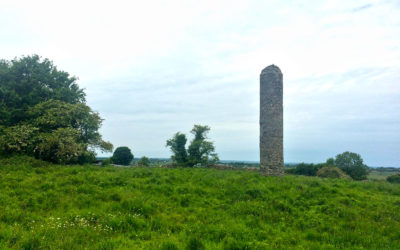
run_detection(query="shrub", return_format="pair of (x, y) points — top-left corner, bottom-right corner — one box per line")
(286, 163), (322, 176)
(316, 166), (351, 179)
(112, 147), (133, 166)
(0, 125), (39, 156)
(137, 156), (150, 167)
(77, 151), (96, 165)
(101, 158), (112, 166)
(35, 128), (86, 164)
(387, 174), (400, 184)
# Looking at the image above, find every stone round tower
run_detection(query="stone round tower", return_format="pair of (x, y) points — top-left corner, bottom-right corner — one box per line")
(260, 65), (284, 176)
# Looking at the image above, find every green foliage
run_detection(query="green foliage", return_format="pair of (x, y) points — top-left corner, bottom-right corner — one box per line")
(335, 151), (369, 180)
(186, 237), (205, 250)
(0, 124), (39, 154)
(326, 157), (335, 165)
(0, 55), (112, 163)
(137, 156), (150, 167)
(160, 242), (179, 250)
(166, 132), (188, 166)
(316, 166), (351, 179)
(187, 125), (219, 166)
(0, 55), (85, 126)
(166, 125), (219, 167)
(0, 156), (400, 249)
(112, 146), (133, 165)
(285, 163), (323, 176)
(287, 153), (370, 181)
(35, 127), (86, 164)
(101, 158), (112, 166)
(387, 174), (400, 184)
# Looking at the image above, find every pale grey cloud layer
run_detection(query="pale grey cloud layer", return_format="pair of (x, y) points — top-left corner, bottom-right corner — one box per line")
(1, 0), (399, 166)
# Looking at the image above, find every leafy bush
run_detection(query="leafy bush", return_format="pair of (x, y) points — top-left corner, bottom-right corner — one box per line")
(317, 166), (351, 179)
(137, 156), (150, 167)
(112, 147), (133, 165)
(101, 158), (112, 166)
(285, 163), (323, 176)
(335, 152), (369, 180)
(0, 125), (39, 155)
(387, 173), (400, 184)
(35, 128), (86, 164)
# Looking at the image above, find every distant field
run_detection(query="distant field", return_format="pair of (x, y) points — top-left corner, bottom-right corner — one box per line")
(368, 170), (397, 180)
(1, 157), (400, 249)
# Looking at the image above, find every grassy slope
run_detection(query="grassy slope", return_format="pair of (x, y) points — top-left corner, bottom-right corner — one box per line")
(0, 158), (400, 249)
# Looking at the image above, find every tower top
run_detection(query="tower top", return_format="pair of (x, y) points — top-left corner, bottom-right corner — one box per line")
(261, 64), (281, 75)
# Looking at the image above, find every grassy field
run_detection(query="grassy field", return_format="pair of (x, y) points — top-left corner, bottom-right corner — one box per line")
(368, 169), (400, 181)
(1, 157), (400, 249)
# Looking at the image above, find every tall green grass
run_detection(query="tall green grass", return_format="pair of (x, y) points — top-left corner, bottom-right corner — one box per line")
(0, 156), (399, 249)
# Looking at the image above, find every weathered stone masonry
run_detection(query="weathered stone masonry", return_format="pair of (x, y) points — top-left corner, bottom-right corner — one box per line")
(260, 65), (284, 176)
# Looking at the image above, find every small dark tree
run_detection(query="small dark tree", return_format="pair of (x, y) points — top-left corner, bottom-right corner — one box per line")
(112, 146), (133, 165)
(166, 132), (188, 166)
(335, 151), (369, 180)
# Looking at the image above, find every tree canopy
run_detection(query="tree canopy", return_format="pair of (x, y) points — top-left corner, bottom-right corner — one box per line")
(0, 55), (112, 163)
(166, 125), (219, 167)
(334, 151), (369, 180)
(0, 55), (85, 126)
(112, 147), (134, 166)
(166, 132), (188, 166)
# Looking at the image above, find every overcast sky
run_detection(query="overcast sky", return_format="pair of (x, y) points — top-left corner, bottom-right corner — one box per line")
(1, 0), (399, 166)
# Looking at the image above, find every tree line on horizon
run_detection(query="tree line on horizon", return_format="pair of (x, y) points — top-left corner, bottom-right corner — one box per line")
(286, 151), (369, 180)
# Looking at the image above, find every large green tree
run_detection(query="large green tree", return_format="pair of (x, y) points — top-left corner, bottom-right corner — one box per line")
(0, 55), (85, 126)
(334, 151), (369, 180)
(0, 55), (112, 163)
